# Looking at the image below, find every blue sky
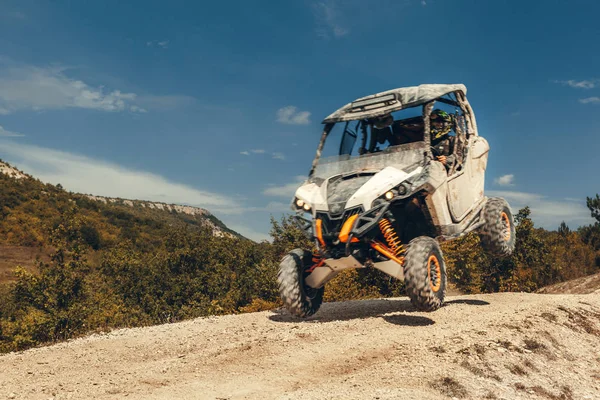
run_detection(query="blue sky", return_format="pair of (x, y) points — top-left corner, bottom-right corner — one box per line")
(0, 0), (598, 241)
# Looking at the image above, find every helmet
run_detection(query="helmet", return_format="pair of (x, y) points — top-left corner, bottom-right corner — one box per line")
(373, 113), (393, 129)
(430, 109), (453, 140)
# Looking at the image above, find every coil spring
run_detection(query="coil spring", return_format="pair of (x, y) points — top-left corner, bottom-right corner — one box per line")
(378, 218), (405, 257)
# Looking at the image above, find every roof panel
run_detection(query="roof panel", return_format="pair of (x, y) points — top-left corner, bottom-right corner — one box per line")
(322, 83), (467, 123)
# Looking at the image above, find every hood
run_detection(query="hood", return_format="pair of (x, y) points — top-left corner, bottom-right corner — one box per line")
(295, 164), (423, 215)
(326, 174), (373, 215)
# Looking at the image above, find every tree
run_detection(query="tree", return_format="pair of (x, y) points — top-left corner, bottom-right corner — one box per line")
(1, 208), (91, 351)
(587, 194), (600, 223)
(558, 221), (570, 236)
(581, 194), (600, 266)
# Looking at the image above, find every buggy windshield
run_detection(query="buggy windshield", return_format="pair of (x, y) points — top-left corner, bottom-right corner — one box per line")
(310, 93), (467, 179)
(312, 142), (427, 179)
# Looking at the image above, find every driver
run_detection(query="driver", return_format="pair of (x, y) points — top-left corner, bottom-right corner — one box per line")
(373, 113), (396, 146)
(430, 109), (455, 168)
(373, 113), (420, 146)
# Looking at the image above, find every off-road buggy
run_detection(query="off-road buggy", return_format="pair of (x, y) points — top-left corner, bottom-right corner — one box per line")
(277, 84), (516, 317)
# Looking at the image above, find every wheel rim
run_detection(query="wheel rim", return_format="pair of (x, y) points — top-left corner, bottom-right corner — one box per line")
(427, 255), (442, 292)
(500, 212), (511, 242)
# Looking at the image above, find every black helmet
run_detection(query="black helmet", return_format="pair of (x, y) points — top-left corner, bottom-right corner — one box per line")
(430, 109), (453, 140)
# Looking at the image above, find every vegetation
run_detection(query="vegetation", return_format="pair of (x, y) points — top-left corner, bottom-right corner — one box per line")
(0, 161), (598, 353)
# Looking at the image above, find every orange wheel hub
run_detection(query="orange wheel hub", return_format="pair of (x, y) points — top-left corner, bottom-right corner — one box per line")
(427, 255), (442, 292)
(500, 212), (511, 241)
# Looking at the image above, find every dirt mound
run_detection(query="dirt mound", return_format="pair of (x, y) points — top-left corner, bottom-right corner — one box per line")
(0, 293), (599, 399)
(536, 272), (600, 295)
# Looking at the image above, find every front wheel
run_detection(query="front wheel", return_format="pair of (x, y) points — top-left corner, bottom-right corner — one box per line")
(403, 236), (447, 311)
(277, 249), (324, 318)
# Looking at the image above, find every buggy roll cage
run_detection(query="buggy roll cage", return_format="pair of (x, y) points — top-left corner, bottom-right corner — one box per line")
(308, 88), (478, 177)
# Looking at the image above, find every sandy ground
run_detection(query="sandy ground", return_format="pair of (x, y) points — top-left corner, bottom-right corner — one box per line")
(1, 292), (599, 400)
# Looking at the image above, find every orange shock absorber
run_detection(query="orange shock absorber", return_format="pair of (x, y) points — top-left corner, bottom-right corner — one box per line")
(306, 253), (325, 273)
(378, 218), (405, 258)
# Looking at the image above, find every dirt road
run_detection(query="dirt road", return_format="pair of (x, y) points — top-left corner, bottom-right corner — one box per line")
(1, 293), (599, 399)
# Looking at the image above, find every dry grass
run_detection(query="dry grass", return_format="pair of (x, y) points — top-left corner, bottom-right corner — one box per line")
(558, 306), (600, 336)
(430, 377), (469, 398)
(541, 312), (558, 322)
(496, 339), (523, 353)
(523, 337), (557, 360)
(459, 360), (502, 382)
(429, 345), (446, 354)
(523, 359), (539, 372)
(473, 343), (487, 356)
(515, 383), (573, 400)
(460, 360), (486, 377)
(531, 385), (573, 400)
(523, 338), (547, 352)
(507, 363), (528, 376)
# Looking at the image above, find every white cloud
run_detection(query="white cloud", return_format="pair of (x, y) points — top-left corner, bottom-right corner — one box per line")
(240, 149), (266, 155)
(313, 1), (349, 39)
(421, 0), (427, 5)
(487, 190), (594, 229)
(0, 65), (142, 114)
(0, 141), (241, 212)
(263, 176), (306, 198)
(494, 174), (514, 186)
(0, 125), (24, 137)
(146, 40), (169, 49)
(277, 106), (311, 125)
(554, 79), (597, 89)
(579, 97), (600, 104)
(0, 62), (194, 114)
(272, 152), (285, 160)
(129, 105), (148, 113)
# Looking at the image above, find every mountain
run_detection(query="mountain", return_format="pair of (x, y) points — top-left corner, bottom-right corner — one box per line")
(0, 159), (243, 282)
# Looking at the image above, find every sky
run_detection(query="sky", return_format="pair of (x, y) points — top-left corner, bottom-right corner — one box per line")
(0, 0), (598, 241)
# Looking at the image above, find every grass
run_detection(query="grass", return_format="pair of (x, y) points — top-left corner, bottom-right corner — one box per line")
(514, 383), (573, 400)
(430, 377), (469, 399)
(507, 363), (527, 376)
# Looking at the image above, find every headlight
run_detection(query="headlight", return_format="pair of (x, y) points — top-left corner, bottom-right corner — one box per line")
(380, 182), (411, 203)
(397, 183), (409, 196)
(294, 197), (311, 212)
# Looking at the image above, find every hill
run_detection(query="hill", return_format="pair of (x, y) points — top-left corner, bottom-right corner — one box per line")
(536, 272), (600, 295)
(0, 159), (242, 282)
(0, 292), (598, 399)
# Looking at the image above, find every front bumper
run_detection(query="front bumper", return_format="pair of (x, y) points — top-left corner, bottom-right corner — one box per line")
(294, 201), (391, 254)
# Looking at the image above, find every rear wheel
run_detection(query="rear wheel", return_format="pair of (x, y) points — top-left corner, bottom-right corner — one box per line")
(277, 249), (324, 318)
(403, 236), (447, 311)
(479, 197), (515, 257)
